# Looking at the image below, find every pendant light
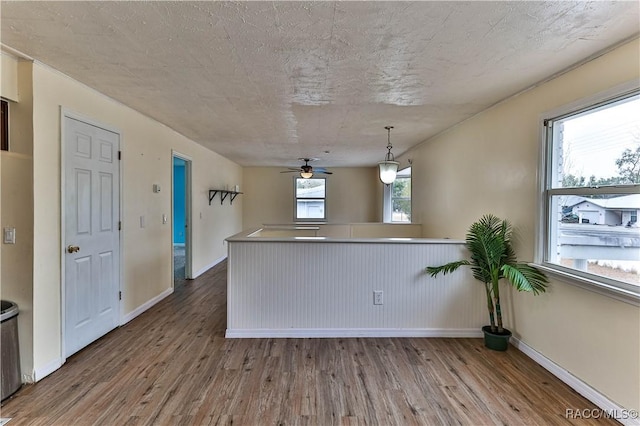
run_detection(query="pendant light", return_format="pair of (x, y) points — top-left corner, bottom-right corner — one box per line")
(378, 126), (399, 185)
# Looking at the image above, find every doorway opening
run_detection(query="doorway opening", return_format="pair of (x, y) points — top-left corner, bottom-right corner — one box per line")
(172, 153), (192, 284)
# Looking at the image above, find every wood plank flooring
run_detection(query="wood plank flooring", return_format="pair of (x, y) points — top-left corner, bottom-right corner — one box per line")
(1, 261), (613, 425)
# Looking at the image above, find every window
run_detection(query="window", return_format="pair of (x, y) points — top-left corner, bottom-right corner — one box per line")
(391, 169), (411, 222)
(1, 99), (8, 151)
(295, 178), (326, 221)
(383, 167), (411, 223)
(539, 88), (640, 300)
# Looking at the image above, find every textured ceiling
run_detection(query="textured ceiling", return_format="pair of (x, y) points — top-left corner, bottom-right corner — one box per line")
(1, 1), (638, 167)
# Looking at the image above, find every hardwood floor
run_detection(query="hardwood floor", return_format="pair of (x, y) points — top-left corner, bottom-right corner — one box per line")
(1, 261), (612, 425)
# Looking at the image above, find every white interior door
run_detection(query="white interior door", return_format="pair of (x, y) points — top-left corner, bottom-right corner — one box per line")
(64, 116), (120, 357)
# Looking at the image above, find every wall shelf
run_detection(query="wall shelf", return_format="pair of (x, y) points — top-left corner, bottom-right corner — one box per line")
(209, 189), (242, 205)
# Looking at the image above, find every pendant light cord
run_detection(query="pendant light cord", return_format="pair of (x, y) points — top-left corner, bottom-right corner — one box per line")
(385, 126), (395, 161)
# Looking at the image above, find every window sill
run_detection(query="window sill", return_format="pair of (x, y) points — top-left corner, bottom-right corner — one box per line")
(532, 263), (640, 306)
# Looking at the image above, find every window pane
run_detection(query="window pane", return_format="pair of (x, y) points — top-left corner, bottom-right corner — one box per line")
(552, 95), (640, 189)
(392, 199), (411, 222)
(297, 200), (325, 219)
(295, 177), (326, 221)
(296, 178), (325, 198)
(390, 175), (411, 223)
(547, 194), (640, 286)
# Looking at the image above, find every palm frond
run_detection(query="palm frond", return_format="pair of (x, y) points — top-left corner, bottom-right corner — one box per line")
(501, 263), (549, 295)
(502, 241), (518, 268)
(477, 214), (498, 230)
(466, 218), (505, 276)
(425, 260), (471, 277)
(469, 264), (492, 284)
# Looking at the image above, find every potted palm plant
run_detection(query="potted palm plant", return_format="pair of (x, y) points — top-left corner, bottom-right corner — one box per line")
(425, 214), (548, 351)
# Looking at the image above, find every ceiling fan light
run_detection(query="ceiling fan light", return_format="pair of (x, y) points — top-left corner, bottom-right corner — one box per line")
(300, 171), (313, 179)
(378, 161), (399, 184)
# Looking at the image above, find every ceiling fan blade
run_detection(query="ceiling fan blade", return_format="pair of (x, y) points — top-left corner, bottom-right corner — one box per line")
(317, 171), (333, 175)
(280, 170), (301, 173)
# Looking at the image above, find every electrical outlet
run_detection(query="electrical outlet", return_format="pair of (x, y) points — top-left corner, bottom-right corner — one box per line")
(373, 290), (383, 305)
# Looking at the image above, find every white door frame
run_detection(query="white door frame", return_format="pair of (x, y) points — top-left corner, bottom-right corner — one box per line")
(172, 151), (193, 280)
(60, 107), (123, 361)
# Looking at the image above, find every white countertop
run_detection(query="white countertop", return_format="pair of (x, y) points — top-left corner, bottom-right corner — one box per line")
(226, 227), (464, 244)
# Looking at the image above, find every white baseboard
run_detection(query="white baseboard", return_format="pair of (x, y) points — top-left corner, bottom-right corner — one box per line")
(225, 328), (483, 339)
(193, 255), (227, 279)
(121, 287), (173, 325)
(512, 337), (640, 426)
(33, 357), (64, 382)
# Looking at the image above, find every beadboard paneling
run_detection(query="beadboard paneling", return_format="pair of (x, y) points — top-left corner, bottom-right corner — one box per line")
(227, 240), (486, 337)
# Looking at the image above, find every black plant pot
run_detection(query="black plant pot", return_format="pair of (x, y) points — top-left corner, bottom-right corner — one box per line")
(482, 326), (512, 351)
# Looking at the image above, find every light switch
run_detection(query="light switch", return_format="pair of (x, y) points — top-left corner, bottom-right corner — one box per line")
(162, 214), (167, 224)
(140, 215), (145, 228)
(153, 184), (161, 193)
(3, 227), (16, 244)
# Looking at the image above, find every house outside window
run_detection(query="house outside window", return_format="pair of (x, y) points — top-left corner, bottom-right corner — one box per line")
(538, 87), (640, 300)
(295, 178), (326, 221)
(383, 167), (411, 223)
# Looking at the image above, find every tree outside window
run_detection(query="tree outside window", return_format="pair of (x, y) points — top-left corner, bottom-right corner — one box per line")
(391, 176), (411, 222)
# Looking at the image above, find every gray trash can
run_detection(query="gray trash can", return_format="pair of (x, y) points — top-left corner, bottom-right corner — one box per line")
(1, 300), (21, 401)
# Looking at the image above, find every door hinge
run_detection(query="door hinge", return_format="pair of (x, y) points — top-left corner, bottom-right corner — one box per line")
(118, 151), (122, 160)
(118, 221), (122, 231)
(119, 291), (122, 301)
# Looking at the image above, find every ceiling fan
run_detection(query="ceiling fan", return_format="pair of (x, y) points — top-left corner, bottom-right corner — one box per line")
(280, 158), (333, 178)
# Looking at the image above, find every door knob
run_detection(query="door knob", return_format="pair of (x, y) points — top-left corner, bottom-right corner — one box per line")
(67, 245), (80, 253)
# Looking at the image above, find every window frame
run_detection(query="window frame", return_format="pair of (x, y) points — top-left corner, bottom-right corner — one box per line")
(536, 81), (640, 306)
(294, 177), (327, 222)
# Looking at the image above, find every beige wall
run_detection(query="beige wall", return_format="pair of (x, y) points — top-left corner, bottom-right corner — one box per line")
(1, 152), (34, 380)
(406, 39), (640, 410)
(243, 166), (380, 228)
(25, 62), (242, 377)
(1, 55), (35, 379)
(1, 53), (19, 102)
